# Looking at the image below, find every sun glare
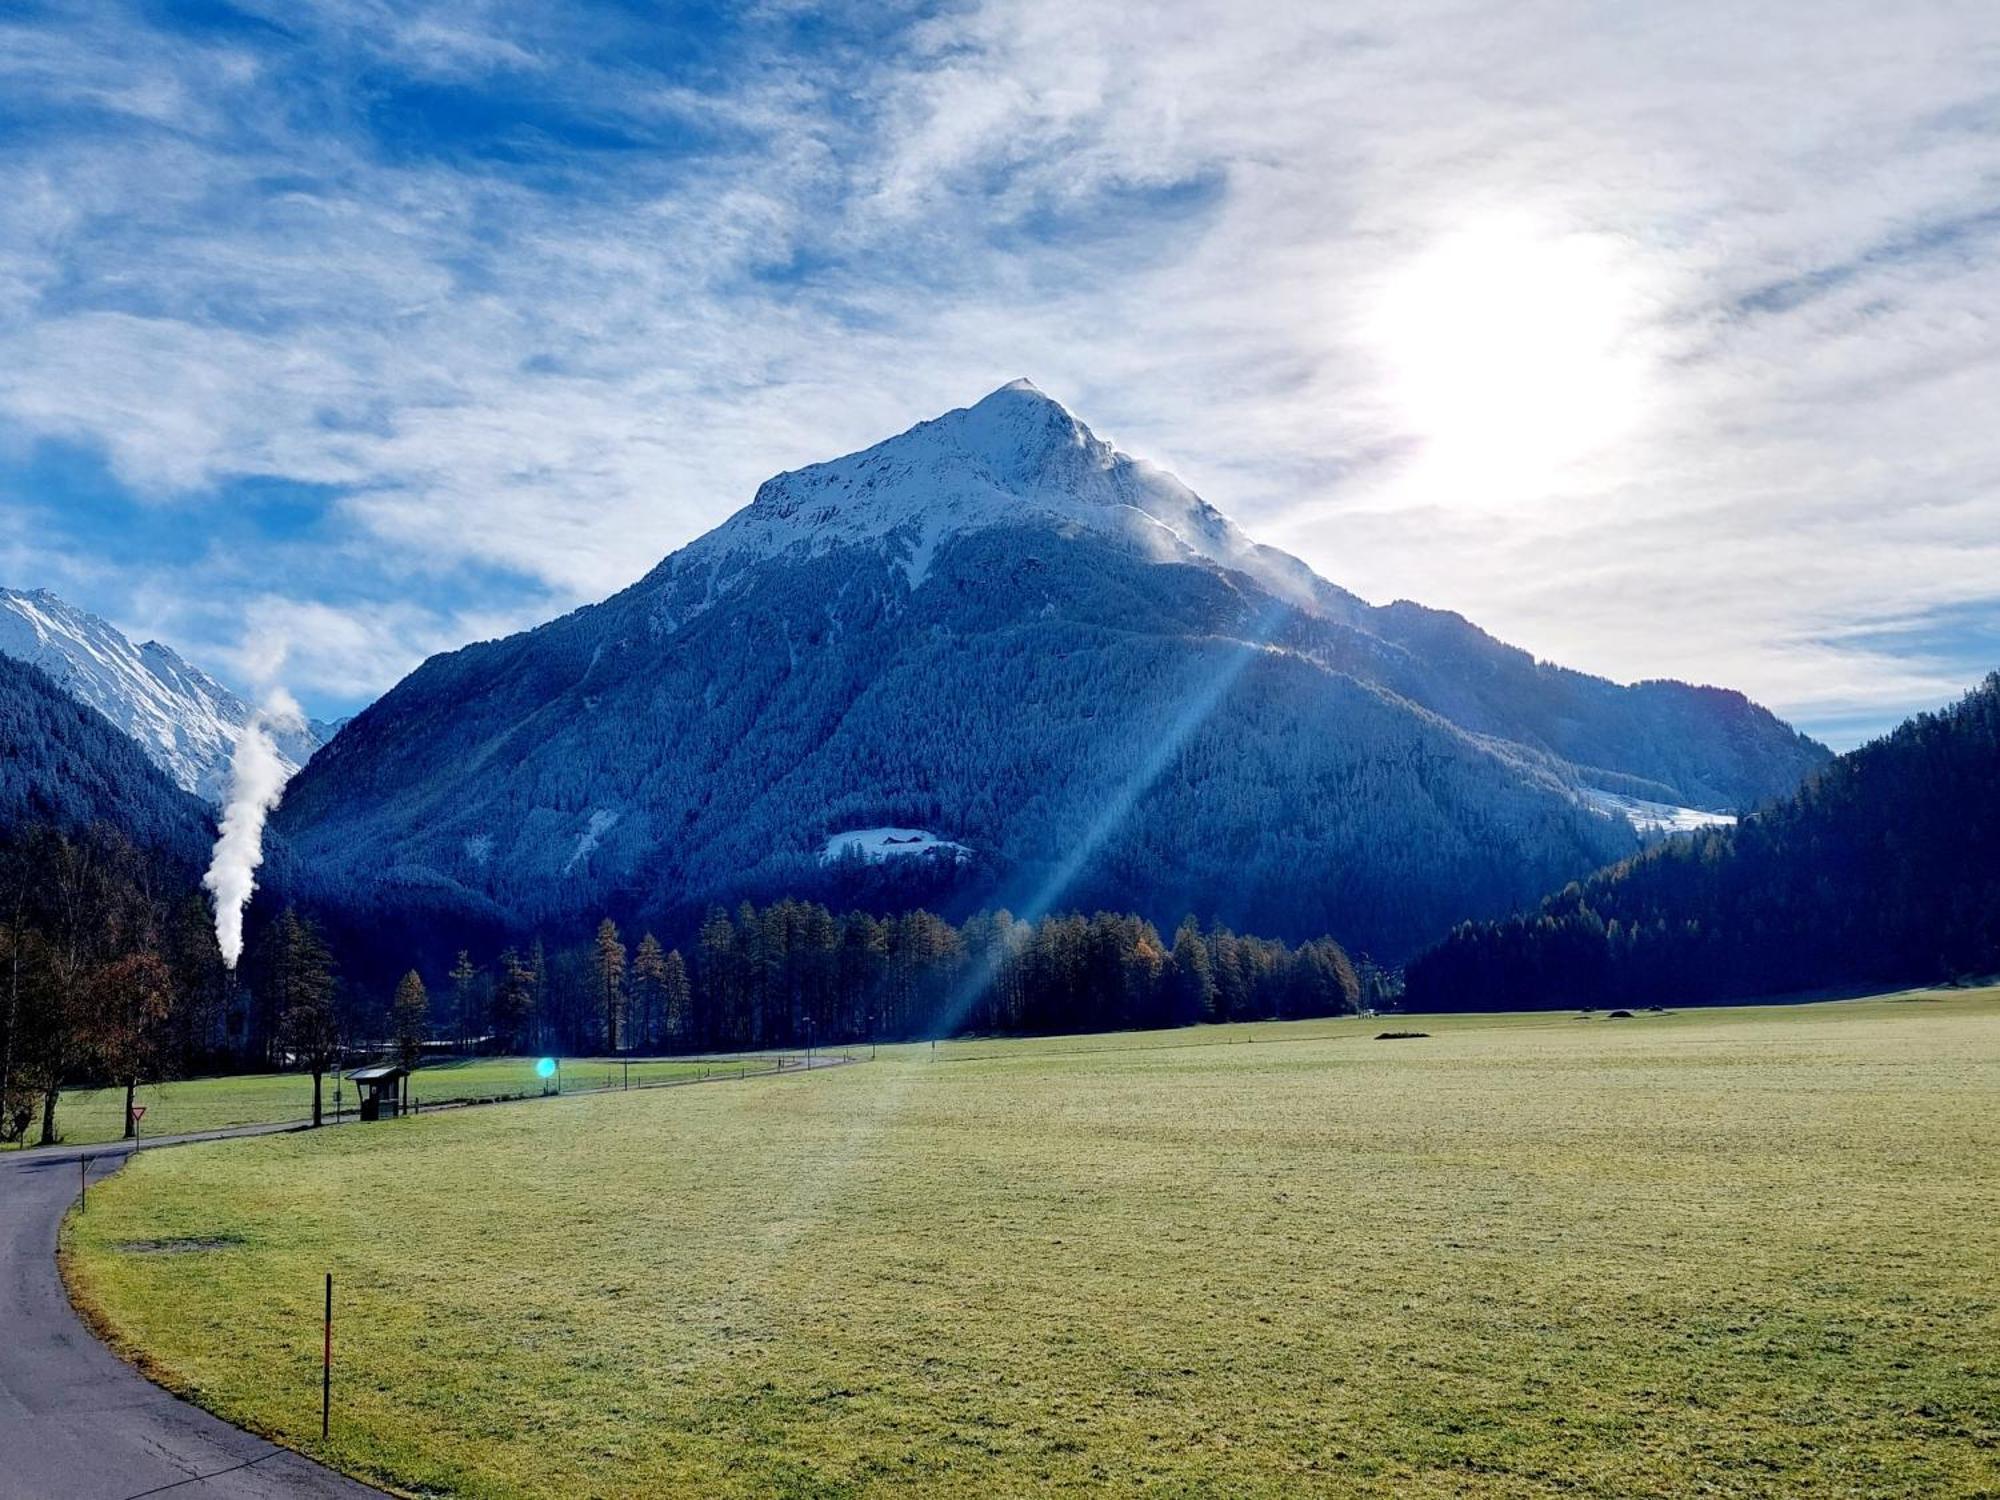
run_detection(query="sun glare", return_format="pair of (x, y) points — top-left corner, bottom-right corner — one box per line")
(1368, 214), (1651, 508)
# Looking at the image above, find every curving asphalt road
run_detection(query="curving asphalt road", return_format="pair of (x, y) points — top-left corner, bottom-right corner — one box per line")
(0, 1127), (381, 1499)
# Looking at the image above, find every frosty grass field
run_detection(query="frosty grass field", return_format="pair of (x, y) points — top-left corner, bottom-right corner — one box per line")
(64, 989), (2000, 1498)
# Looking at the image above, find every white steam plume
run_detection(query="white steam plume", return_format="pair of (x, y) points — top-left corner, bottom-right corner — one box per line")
(203, 689), (306, 969)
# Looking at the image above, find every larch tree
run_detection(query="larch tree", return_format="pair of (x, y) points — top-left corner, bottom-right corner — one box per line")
(391, 969), (429, 1072)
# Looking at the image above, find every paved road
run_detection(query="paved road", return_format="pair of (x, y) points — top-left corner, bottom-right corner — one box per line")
(0, 1127), (382, 1499)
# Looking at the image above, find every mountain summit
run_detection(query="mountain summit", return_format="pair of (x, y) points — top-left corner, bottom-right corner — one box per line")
(669, 381), (1308, 601)
(278, 384), (1829, 966)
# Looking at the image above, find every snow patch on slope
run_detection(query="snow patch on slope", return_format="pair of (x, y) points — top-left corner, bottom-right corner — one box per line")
(1579, 788), (1737, 835)
(563, 809), (620, 874)
(820, 827), (972, 865)
(0, 588), (323, 803)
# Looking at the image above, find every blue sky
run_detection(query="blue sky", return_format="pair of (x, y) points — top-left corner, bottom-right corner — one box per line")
(2, 0), (1997, 744)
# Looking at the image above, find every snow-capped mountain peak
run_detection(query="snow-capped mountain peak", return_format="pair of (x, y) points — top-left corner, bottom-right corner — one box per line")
(669, 380), (1327, 604)
(944, 377), (1108, 485)
(0, 587), (322, 803)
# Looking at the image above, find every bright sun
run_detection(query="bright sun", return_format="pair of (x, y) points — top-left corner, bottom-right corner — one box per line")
(1367, 213), (1651, 508)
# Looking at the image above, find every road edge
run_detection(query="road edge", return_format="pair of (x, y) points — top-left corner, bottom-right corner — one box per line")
(54, 1146), (409, 1499)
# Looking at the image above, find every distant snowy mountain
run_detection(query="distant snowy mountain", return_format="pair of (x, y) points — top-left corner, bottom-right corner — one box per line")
(279, 382), (1830, 962)
(0, 587), (323, 804)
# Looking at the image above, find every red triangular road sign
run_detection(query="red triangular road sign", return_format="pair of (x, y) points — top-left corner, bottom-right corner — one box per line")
(129, 1106), (146, 1122)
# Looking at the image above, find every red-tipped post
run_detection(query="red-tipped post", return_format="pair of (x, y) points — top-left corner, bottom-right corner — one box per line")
(321, 1272), (332, 1441)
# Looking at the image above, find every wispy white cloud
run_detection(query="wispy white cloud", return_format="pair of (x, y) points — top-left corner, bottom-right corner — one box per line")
(0, 0), (1994, 739)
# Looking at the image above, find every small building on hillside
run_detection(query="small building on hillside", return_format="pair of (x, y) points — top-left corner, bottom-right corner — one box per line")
(345, 1062), (408, 1121)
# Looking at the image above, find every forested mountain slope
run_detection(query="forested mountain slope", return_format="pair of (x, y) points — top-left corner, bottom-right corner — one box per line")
(1406, 674), (2000, 1009)
(276, 382), (1827, 963)
(0, 653), (215, 868)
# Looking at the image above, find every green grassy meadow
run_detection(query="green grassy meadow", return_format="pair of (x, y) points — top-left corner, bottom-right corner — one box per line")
(64, 990), (2000, 1497)
(13, 1054), (768, 1149)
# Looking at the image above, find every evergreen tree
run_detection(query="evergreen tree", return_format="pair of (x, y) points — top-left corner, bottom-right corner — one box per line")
(661, 948), (691, 1049)
(593, 918), (627, 1051)
(164, 891), (227, 1064)
(1208, 926), (1250, 1021)
(1285, 938), (1362, 1018)
(696, 907), (740, 1049)
(491, 950), (533, 1054)
(527, 937), (548, 1049)
(1168, 916), (1217, 1025)
(265, 909), (339, 1128)
(630, 934), (668, 1051)
(448, 950), (477, 1052)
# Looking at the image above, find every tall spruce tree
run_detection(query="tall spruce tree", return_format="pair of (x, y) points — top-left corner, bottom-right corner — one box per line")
(492, 949), (533, 1053)
(448, 950), (477, 1052)
(593, 919), (627, 1052)
(1169, 917), (1217, 1025)
(660, 948), (691, 1049)
(630, 934), (667, 1052)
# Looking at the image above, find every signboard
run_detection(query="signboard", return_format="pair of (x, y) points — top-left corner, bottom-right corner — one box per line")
(129, 1105), (146, 1123)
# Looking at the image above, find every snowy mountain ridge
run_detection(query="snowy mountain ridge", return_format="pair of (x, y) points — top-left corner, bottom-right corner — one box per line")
(0, 587), (323, 804)
(663, 380), (1328, 608)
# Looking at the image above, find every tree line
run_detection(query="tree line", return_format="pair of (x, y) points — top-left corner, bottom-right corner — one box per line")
(0, 821), (360, 1143)
(1405, 675), (2000, 1011)
(385, 900), (1373, 1059)
(1, 822), (1375, 1145)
